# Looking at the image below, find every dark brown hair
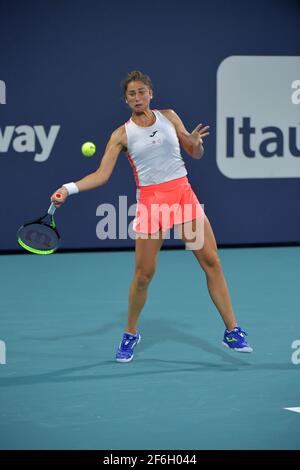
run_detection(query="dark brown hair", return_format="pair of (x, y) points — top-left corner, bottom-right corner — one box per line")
(122, 70), (153, 98)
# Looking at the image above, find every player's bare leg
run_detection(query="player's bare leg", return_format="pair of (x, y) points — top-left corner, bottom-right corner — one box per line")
(126, 231), (164, 335)
(178, 215), (237, 331)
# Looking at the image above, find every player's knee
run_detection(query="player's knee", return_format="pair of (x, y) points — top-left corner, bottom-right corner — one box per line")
(202, 252), (222, 275)
(134, 266), (155, 289)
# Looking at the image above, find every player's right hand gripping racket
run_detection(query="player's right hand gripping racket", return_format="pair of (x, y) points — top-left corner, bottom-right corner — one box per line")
(17, 194), (62, 255)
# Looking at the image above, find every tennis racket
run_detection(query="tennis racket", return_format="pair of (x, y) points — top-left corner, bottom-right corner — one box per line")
(17, 194), (62, 255)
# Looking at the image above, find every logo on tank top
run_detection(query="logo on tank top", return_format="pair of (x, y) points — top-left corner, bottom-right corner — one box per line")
(149, 130), (158, 137)
(148, 130), (162, 146)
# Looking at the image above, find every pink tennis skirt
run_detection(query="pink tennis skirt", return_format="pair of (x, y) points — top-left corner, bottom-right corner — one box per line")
(133, 176), (204, 234)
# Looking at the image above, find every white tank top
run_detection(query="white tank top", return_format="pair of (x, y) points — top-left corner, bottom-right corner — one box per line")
(125, 110), (187, 187)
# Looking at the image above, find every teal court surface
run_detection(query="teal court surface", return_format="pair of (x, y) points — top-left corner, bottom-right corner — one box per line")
(0, 247), (299, 450)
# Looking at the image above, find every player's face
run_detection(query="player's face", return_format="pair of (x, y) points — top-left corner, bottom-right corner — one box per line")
(125, 81), (152, 112)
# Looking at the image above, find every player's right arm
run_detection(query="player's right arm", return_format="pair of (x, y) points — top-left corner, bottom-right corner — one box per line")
(51, 126), (126, 206)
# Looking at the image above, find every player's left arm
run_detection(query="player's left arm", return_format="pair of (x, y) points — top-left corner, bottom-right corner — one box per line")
(161, 109), (209, 159)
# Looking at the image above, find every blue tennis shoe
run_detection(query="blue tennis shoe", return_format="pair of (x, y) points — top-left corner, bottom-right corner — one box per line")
(116, 331), (141, 362)
(222, 326), (253, 353)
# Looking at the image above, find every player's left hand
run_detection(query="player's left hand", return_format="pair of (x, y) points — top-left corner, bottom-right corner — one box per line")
(190, 123), (210, 147)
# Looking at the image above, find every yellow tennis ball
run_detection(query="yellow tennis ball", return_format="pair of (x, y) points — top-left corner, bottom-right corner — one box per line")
(81, 142), (96, 157)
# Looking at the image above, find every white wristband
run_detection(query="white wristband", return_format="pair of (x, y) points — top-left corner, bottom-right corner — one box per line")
(62, 182), (79, 195)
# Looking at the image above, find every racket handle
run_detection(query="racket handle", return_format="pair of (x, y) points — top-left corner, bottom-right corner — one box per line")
(48, 203), (57, 215)
(48, 193), (62, 215)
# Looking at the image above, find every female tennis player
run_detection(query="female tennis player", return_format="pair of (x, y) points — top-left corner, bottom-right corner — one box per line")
(51, 70), (252, 362)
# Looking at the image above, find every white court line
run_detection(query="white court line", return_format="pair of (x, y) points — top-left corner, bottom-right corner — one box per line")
(284, 407), (300, 413)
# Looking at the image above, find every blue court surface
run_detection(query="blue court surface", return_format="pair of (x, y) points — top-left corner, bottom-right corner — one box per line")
(0, 247), (299, 450)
